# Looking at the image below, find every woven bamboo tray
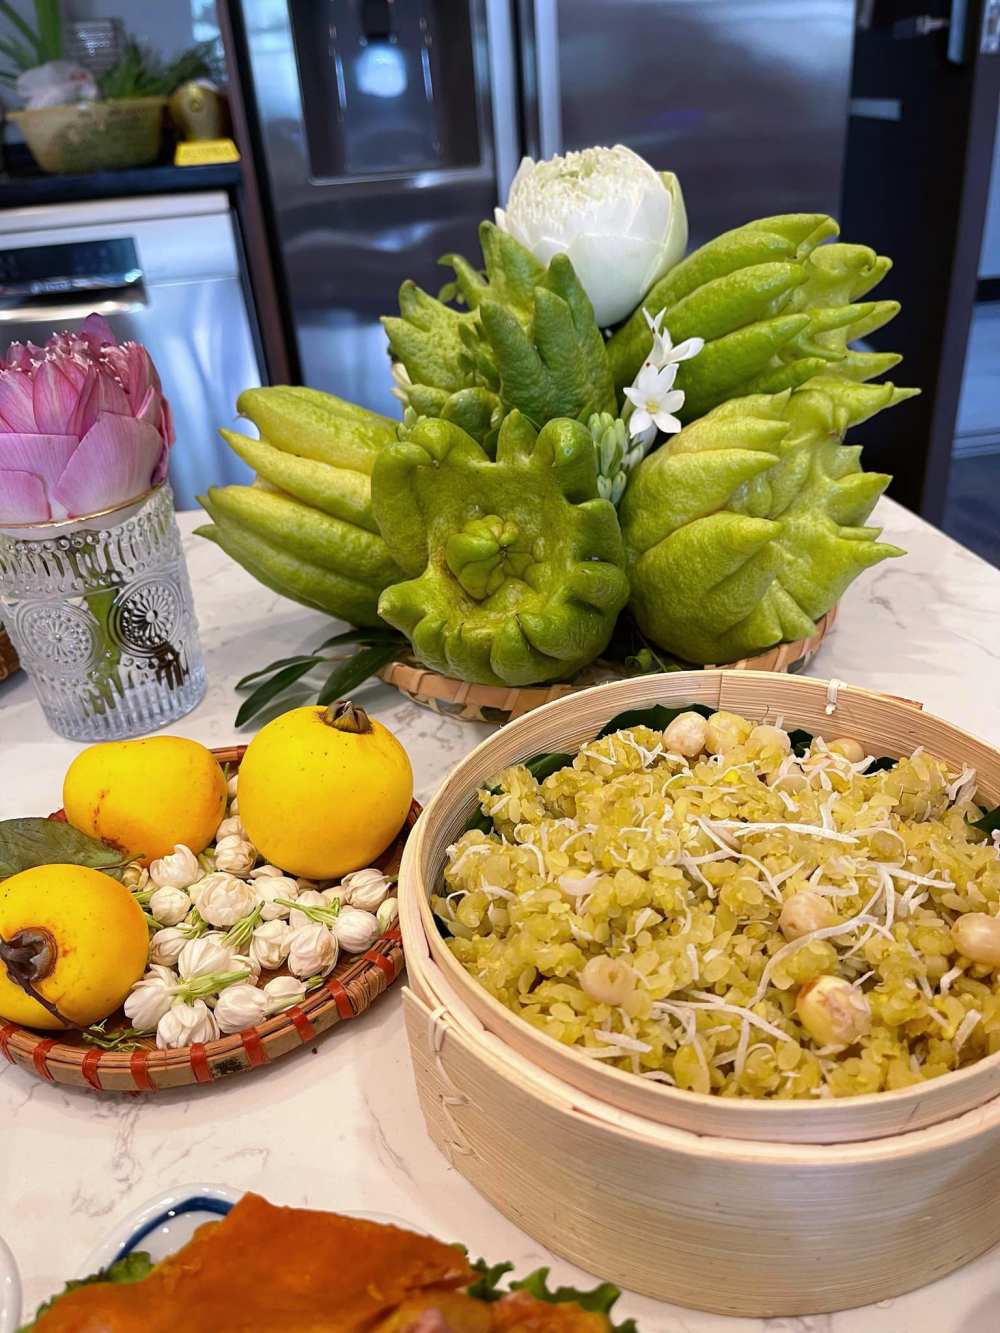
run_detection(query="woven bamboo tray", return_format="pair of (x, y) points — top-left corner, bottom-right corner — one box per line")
(398, 672), (1000, 1314)
(0, 746), (417, 1093)
(379, 605), (837, 723)
(0, 626), (18, 682)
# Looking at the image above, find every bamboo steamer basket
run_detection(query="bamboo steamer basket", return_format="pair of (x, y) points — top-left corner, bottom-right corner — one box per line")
(398, 671), (1000, 1315)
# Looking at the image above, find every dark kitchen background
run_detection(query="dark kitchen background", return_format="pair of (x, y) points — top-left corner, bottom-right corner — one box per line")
(2, 0), (999, 566)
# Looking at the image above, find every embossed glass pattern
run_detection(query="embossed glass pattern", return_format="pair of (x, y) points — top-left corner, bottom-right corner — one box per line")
(0, 484), (205, 739)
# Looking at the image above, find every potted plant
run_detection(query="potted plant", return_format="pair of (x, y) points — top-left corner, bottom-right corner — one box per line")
(1, 1), (218, 174)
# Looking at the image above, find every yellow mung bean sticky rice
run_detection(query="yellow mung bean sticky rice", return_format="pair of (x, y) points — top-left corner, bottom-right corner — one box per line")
(436, 711), (1000, 1099)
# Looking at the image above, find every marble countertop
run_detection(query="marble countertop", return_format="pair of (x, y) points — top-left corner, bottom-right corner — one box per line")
(2, 497), (999, 1333)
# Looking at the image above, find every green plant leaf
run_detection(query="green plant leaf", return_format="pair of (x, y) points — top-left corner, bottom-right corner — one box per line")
(525, 752), (575, 782)
(596, 703), (712, 739)
(971, 804), (1000, 835)
(314, 626), (407, 651)
(235, 655), (326, 690)
(33, 0), (61, 62)
(0, 0), (42, 58)
(466, 1259), (515, 1302)
(0, 819), (132, 880)
(315, 640), (404, 706)
(19, 1252), (153, 1331)
(234, 658), (323, 727)
(467, 1259), (635, 1332)
(0, 32), (34, 68)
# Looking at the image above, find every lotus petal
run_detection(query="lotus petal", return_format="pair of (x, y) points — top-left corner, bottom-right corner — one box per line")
(0, 370), (37, 433)
(1, 342), (36, 373)
(51, 413), (163, 517)
(79, 313), (117, 350)
(0, 469), (50, 523)
(0, 433), (78, 488)
(93, 363), (132, 418)
(32, 356), (86, 435)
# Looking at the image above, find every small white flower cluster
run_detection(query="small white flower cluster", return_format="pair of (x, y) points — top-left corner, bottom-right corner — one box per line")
(123, 773), (399, 1050)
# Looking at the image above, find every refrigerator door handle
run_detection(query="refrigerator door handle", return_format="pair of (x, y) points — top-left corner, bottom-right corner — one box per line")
(0, 293), (147, 323)
(533, 0), (562, 157)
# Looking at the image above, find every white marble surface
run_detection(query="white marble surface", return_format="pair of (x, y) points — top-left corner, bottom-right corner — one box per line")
(2, 498), (1000, 1331)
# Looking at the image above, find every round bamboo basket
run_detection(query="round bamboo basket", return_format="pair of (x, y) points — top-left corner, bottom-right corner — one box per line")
(0, 747), (416, 1093)
(380, 606), (837, 724)
(0, 626), (18, 682)
(398, 672), (1000, 1314)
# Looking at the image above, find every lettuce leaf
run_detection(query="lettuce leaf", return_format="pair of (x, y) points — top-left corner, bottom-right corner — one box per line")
(468, 1259), (638, 1331)
(20, 1252), (154, 1330)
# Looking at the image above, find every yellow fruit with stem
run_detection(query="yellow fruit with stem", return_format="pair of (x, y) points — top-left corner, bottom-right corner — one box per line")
(238, 700), (413, 879)
(63, 736), (227, 864)
(0, 864), (150, 1030)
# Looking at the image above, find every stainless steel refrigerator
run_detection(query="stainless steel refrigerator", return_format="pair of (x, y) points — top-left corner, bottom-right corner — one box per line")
(232, 0), (855, 414)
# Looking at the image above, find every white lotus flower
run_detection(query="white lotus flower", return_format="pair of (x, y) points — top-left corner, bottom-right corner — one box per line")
(495, 145), (687, 326)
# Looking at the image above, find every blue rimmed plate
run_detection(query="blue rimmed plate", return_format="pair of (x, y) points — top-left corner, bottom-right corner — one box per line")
(10, 1185), (423, 1329)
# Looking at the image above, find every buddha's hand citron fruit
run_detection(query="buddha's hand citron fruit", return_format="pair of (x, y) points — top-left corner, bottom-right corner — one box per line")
(0, 864), (149, 1030)
(238, 700), (413, 879)
(63, 736), (227, 865)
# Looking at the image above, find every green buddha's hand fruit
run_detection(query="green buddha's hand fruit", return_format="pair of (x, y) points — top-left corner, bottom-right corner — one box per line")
(606, 214), (901, 422)
(373, 413), (629, 685)
(199, 386), (402, 626)
(619, 376), (916, 664)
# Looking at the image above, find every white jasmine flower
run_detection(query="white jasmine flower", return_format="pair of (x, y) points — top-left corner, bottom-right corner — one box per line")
(148, 885), (191, 927)
(340, 868), (393, 912)
(334, 906), (380, 955)
(156, 999), (219, 1050)
(376, 898), (399, 933)
(178, 934), (234, 980)
(214, 984), (268, 1035)
(227, 772), (239, 800)
(250, 920), (292, 971)
(290, 889), (330, 930)
(287, 923), (338, 978)
(148, 843), (201, 890)
(197, 873), (255, 927)
(123, 965), (178, 1032)
(150, 926), (188, 967)
(253, 874), (299, 921)
(216, 814), (247, 842)
(214, 834), (256, 877)
(250, 863), (284, 879)
(263, 975), (306, 1014)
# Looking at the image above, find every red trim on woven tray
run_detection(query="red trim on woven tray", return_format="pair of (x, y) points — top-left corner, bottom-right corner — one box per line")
(129, 1049), (154, 1091)
(240, 1027), (268, 1067)
(286, 1005), (316, 1042)
(363, 948), (397, 982)
(32, 1039), (56, 1081)
(81, 1047), (103, 1091)
(325, 976), (354, 1020)
(189, 1043), (212, 1083)
(0, 1025), (16, 1064)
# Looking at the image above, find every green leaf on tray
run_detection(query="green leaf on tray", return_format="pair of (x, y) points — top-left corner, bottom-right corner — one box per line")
(971, 804), (1000, 835)
(315, 639), (404, 706)
(19, 1252), (154, 1331)
(467, 1259), (516, 1302)
(235, 658), (326, 726)
(0, 818), (132, 881)
(596, 703), (712, 739)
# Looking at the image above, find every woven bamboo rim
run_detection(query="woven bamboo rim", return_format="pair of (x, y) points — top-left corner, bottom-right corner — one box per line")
(400, 671), (1000, 1145)
(0, 626), (17, 682)
(0, 746), (417, 1092)
(379, 605), (838, 723)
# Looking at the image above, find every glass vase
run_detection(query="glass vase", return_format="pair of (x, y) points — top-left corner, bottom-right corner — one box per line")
(0, 483), (206, 740)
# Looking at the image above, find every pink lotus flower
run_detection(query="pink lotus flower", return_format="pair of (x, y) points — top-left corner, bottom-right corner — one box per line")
(0, 314), (175, 524)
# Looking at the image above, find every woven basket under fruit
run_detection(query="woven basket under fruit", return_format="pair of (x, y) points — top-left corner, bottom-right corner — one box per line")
(380, 604), (837, 724)
(0, 626), (17, 682)
(0, 747), (416, 1093)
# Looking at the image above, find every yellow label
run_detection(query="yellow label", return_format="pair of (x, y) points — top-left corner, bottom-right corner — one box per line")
(174, 138), (241, 166)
